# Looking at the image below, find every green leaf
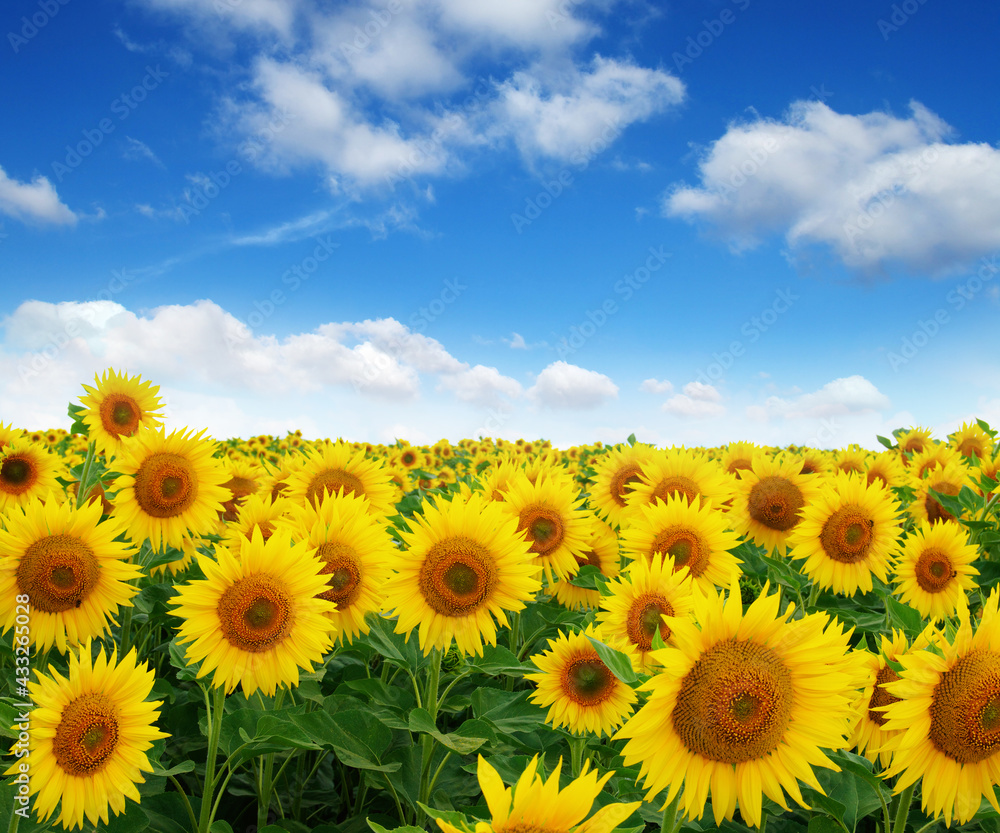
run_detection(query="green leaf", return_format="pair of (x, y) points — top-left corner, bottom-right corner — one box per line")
(151, 759), (195, 778)
(408, 708), (489, 754)
(368, 822), (429, 833)
(470, 688), (546, 733)
(210, 823), (235, 833)
(363, 613), (421, 670)
(884, 594), (922, 636)
(467, 645), (533, 677)
(929, 487), (966, 520)
(102, 802), (150, 833)
(807, 816), (844, 833)
(876, 435), (895, 450)
(762, 554), (808, 593)
(568, 564), (605, 590)
(290, 709), (399, 772)
(584, 635), (638, 684)
(626, 433), (637, 447)
(978, 418), (998, 438)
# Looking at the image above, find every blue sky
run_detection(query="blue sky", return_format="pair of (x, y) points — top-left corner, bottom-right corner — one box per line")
(2, 0), (999, 448)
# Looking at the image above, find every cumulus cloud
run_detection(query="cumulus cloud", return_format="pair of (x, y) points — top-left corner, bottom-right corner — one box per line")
(746, 375), (890, 420)
(663, 381), (725, 418)
(437, 364), (524, 407)
(495, 56), (684, 163)
(0, 166), (77, 225)
(665, 100), (1000, 275)
(528, 361), (618, 409)
(640, 377), (673, 394)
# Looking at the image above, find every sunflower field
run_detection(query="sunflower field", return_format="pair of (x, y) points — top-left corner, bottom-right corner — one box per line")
(2, 370), (1000, 833)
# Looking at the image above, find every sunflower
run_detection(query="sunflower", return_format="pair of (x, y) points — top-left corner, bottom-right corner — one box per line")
(0, 438), (62, 512)
(908, 444), (963, 479)
(283, 441), (396, 514)
(527, 624), (638, 737)
(171, 527), (337, 695)
(597, 553), (695, 673)
(587, 443), (657, 528)
(908, 458), (976, 526)
(864, 451), (907, 490)
(0, 421), (25, 449)
(79, 369), (165, 458)
(949, 421), (994, 462)
(218, 457), (264, 522)
(797, 448), (832, 476)
(897, 426), (935, 464)
(7, 642), (167, 830)
(833, 445), (868, 475)
(110, 426), (230, 552)
(623, 448), (732, 518)
(277, 489), (396, 644)
(719, 441), (761, 479)
(786, 472), (903, 596)
(892, 521), (979, 620)
(881, 588), (1000, 826)
(432, 754), (640, 833)
(549, 518), (621, 611)
(382, 492), (541, 656)
(729, 453), (822, 555)
(499, 473), (591, 584)
(220, 492), (299, 549)
(478, 454), (524, 503)
(615, 581), (859, 828)
(619, 494), (742, 592)
(850, 629), (931, 768)
(0, 497), (142, 653)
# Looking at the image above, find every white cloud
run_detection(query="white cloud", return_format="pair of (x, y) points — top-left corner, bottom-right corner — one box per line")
(437, 364), (523, 407)
(143, 0), (300, 37)
(0, 166), (77, 226)
(123, 136), (165, 168)
(747, 375), (891, 420)
(639, 377), (673, 394)
(663, 381), (725, 418)
(495, 56), (684, 163)
(435, 0), (598, 47)
(665, 100), (1000, 275)
(528, 361), (618, 409)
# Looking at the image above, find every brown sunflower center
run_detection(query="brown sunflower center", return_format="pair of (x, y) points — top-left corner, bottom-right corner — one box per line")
(915, 548), (956, 593)
(650, 527), (706, 577)
(133, 452), (199, 518)
(517, 506), (565, 556)
(417, 536), (496, 617)
(99, 395), (142, 436)
(625, 593), (674, 651)
(16, 534), (100, 613)
(925, 482), (960, 524)
(52, 692), (120, 776)
(868, 664), (901, 727)
(313, 542), (363, 607)
(562, 655), (616, 705)
(929, 650), (1000, 764)
(651, 475), (700, 506)
(217, 574), (292, 652)
(671, 638), (793, 764)
(727, 459), (753, 477)
(958, 439), (987, 460)
(0, 455), (37, 495)
(575, 549), (603, 569)
(747, 476), (805, 532)
(306, 469), (364, 506)
(819, 506), (875, 564)
(610, 464), (644, 508)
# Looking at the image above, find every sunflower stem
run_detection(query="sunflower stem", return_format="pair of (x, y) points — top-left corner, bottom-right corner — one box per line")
(198, 684), (227, 833)
(417, 649), (443, 822)
(168, 774), (199, 833)
(660, 789), (681, 833)
(256, 688), (287, 829)
(892, 783), (915, 833)
(758, 808), (769, 833)
(807, 582), (820, 610)
(75, 441), (97, 509)
(569, 735), (588, 778)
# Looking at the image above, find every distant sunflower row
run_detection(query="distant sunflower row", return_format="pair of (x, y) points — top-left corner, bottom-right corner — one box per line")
(1, 369), (1000, 830)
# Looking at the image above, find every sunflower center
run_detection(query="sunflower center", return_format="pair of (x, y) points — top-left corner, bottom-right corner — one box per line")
(929, 650), (1000, 764)
(563, 656), (616, 705)
(0, 455), (37, 495)
(306, 469), (364, 506)
(417, 536), (497, 617)
(650, 527), (706, 577)
(517, 507), (565, 556)
(819, 506), (875, 564)
(925, 482), (960, 524)
(625, 593), (674, 651)
(217, 575), (292, 653)
(868, 664), (901, 727)
(747, 476), (805, 532)
(100, 395), (141, 436)
(133, 452), (199, 518)
(610, 465), (644, 507)
(314, 542), (363, 607)
(16, 534), (100, 613)
(671, 638), (793, 764)
(52, 693), (120, 776)
(727, 459), (753, 477)
(915, 548), (955, 593)
(652, 475), (700, 506)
